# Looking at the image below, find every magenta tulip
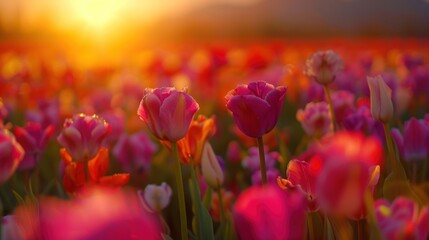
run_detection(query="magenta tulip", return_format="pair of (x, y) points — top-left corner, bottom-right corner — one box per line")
(14, 122), (54, 170)
(57, 114), (111, 162)
(225, 81), (287, 138)
(403, 118), (429, 162)
(375, 197), (429, 240)
(137, 87), (199, 142)
(233, 185), (306, 240)
(0, 128), (24, 184)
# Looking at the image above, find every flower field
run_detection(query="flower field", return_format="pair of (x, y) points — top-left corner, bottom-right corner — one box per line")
(0, 38), (429, 239)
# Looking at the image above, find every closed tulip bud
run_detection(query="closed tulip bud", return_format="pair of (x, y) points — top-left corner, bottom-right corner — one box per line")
(201, 142), (224, 190)
(367, 75), (394, 123)
(137, 87), (199, 142)
(139, 182), (173, 212)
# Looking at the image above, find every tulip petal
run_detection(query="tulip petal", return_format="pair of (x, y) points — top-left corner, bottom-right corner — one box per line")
(227, 95), (271, 138)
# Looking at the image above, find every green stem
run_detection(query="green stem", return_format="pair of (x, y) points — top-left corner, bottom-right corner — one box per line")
(357, 220), (363, 240)
(364, 189), (382, 240)
(172, 142), (188, 240)
(323, 85), (337, 132)
(257, 137), (267, 185)
(421, 158), (428, 183)
(382, 123), (406, 179)
(307, 213), (314, 240)
(216, 188), (226, 223)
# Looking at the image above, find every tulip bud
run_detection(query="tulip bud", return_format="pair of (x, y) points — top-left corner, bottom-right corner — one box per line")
(139, 182), (173, 212)
(367, 75), (394, 123)
(0, 128), (24, 184)
(201, 142), (224, 189)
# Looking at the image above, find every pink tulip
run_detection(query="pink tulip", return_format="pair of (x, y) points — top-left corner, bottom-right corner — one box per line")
(233, 185), (306, 240)
(304, 50), (343, 85)
(112, 132), (158, 172)
(367, 75), (394, 123)
(57, 114), (111, 162)
(137, 87), (199, 142)
(375, 197), (429, 240)
(0, 128), (24, 184)
(331, 90), (355, 123)
(12, 187), (162, 240)
(296, 102), (332, 137)
(14, 122), (54, 170)
(315, 131), (383, 217)
(225, 81), (287, 138)
(139, 182), (173, 212)
(226, 140), (241, 163)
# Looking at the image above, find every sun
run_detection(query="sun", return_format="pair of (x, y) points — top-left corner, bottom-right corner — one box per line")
(59, 0), (132, 34)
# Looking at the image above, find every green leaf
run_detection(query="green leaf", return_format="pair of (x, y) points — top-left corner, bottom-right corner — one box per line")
(189, 159), (214, 240)
(203, 187), (212, 210)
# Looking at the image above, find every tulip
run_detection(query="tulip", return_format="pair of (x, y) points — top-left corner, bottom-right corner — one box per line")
(137, 87), (199, 142)
(112, 132), (158, 172)
(304, 50), (343, 85)
(161, 115), (216, 165)
(367, 75), (394, 123)
(0, 128), (24, 184)
(277, 158), (319, 211)
(226, 140), (241, 163)
(210, 189), (234, 222)
(139, 182), (173, 212)
(201, 142), (224, 190)
(315, 131), (383, 217)
(233, 185), (306, 240)
(62, 148), (129, 194)
(225, 81), (287, 138)
(14, 122), (54, 170)
(57, 114), (111, 162)
(12, 187), (162, 240)
(403, 118), (429, 162)
(296, 102), (332, 137)
(375, 197), (429, 240)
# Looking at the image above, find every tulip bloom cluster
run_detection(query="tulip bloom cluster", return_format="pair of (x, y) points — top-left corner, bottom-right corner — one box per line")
(1, 42), (429, 240)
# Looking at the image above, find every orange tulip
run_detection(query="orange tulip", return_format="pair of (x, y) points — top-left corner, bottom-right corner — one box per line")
(61, 148), (129, 194)
(162, 115), (216, 165)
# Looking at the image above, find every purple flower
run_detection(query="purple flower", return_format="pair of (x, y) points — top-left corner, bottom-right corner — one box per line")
(242, 146), (279, 173)
(251, 168), (279, 186)
(331, 90), (355, 124)
(14, 122), (54, 170)
(375, 197), (429, 240)
(233, 185), (306, 240)
(225, 81), (287, 138)
(137, 87), (199, 142)
(395, 118), (429, 162)
(112, 132), (158, 172)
